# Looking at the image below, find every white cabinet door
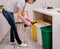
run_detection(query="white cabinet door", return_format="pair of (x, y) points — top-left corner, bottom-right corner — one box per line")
(53, 15), (60, 49)
(0, 13), (10, 42)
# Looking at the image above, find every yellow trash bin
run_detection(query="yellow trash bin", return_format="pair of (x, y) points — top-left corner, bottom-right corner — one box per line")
(31, 20), (44, 41)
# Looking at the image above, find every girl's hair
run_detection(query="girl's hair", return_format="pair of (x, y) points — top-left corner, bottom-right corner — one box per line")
(25, 0), (36, 2)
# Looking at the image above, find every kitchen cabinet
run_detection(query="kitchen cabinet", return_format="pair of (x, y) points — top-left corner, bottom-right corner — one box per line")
(33, 8), (60, 49)
(0, 12), (10, 42)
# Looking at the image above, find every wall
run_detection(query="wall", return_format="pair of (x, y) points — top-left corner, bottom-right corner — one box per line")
(0, 0), (7, 5)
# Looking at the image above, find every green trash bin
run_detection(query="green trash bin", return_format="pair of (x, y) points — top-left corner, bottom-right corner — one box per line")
(40, 25), (52, 49)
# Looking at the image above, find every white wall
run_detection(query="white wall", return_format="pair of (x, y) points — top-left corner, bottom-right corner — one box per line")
(0, 0), (7, 5)
(45, 0), (60, 8)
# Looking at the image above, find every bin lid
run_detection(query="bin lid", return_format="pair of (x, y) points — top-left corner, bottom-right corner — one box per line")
(34, 22), (51, 28)
(40, 25), (52, 33)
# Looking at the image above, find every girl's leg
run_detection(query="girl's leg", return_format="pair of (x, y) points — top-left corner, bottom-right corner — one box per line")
(2, 9), (22, 44)
(10, 28), (15, 42)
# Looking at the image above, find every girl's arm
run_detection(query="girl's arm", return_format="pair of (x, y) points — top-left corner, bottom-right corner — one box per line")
(18, 8), (32, 26)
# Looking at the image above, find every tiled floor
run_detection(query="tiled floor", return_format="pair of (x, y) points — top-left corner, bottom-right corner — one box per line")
(0, 24), (43, 49)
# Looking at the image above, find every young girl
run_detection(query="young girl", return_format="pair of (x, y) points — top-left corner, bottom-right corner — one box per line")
(2, 0), (36, 47)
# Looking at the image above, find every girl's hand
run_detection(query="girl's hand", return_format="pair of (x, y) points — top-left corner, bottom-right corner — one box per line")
(24, 20), (32, 26)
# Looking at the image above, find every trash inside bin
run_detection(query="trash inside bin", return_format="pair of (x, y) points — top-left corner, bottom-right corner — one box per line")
(40, 25), (52, 49)
(31, 20), (44, 41)
(32, 20), (44, 23)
